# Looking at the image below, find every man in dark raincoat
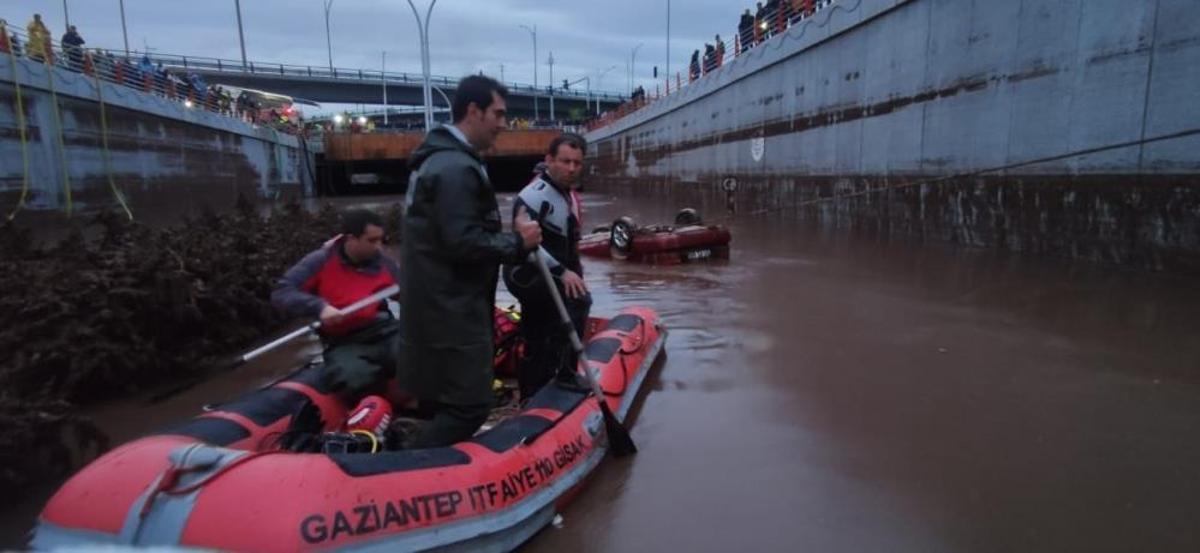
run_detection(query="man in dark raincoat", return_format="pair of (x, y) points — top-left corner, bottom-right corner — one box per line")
(401, 75), (542, 448)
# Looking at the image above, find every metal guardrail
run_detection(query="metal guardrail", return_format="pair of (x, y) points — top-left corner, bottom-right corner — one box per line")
(1, 25), (306, 135)
(164, 53), (625, 101)
(1, 24), (625, 104)
(134, 52), (624, 103)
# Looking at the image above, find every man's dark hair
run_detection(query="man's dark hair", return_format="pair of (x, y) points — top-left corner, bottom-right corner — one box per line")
(548, 133), (587, 157)
(341, 208), (384, 237)
(452, 75), (509, 123)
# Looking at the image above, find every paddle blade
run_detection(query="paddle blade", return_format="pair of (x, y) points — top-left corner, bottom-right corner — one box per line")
(599, 400), (637, 456)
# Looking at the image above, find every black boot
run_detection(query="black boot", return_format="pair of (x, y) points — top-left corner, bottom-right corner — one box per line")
(553, 349), (591, 393)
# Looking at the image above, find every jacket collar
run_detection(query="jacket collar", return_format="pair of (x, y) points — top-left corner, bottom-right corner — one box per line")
(444, 124), (472, 149)
(333, 236), (380, 270)
(537, 169), (569, 196)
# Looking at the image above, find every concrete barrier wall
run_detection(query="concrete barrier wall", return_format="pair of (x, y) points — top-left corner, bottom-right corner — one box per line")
(588, 0), (1200, 178)
(0, 54), (314, 218)
(585, 0), (1200, 271)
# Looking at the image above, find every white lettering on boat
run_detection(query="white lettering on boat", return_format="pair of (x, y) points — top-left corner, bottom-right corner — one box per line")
(298, 434), (591, 544)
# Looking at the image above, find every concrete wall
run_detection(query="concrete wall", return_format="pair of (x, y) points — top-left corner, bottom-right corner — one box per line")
(585, 0), (1200, 271)
(0, 54), (315, 219)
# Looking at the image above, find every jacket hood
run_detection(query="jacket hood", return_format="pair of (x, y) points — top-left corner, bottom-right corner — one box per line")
(409, 125), (479, 169)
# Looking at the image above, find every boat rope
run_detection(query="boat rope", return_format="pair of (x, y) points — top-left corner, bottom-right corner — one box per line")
(91, 56), (134, 220)
(43, 58), (73, 216)
(4, 44), (31, 221)
(138, 448), (278, 520)
(708, 125), (1200, 225)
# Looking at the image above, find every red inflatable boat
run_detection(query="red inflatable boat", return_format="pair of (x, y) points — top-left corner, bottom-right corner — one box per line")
(579, 208), (732, 264)
(32, 307), (666, 552)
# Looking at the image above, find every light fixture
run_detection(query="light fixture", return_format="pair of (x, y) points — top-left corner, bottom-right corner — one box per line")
(333, 114), (345, 124)
(357, 116), (368, 125)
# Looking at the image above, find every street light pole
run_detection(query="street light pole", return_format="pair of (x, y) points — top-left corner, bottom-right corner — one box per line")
(324, 0), (335, 73)
(547, 51), (555, 122)
(406, 0), (438, 131)
(119, 0), (130, 58)
(630, 42), (644, 95)
(62, 0), (70, 27)
(234, 0), (248, 68)
(566, 75), (594, 117)
(518, 24), (538, 121)
(624, 59), (629, 97)
(666, 0), (670, 90)
(382, 51), (388, 126)
(596, 65), (616, 114)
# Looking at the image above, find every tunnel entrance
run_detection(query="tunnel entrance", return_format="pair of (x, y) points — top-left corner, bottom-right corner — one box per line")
(316, 154), (542, 196)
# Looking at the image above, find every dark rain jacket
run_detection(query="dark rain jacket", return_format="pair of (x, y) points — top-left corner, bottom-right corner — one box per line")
(401, 126), (528, 400)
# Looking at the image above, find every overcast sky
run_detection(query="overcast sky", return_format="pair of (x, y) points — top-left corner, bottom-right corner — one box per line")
(2, 0), (744, 100)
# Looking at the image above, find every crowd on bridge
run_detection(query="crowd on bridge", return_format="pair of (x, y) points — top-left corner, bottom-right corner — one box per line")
(587, 0), (833, 132)
(1, 14), (307, 136)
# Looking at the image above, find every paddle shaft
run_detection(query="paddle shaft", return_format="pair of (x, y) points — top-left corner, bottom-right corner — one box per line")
(528, 253), (636, 455)
(238, 284), (400, 364)
(528, 254), (602, 394)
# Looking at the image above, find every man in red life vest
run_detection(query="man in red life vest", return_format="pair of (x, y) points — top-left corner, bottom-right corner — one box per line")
(272, 209), (402, 402)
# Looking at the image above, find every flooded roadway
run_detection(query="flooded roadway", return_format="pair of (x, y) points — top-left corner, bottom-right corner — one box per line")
(522, 190), (1200, 552)
(6, 188), (1200, 551)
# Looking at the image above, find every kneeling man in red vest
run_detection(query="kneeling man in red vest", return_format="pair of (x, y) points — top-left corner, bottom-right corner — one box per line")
(272, 209), (402, 403)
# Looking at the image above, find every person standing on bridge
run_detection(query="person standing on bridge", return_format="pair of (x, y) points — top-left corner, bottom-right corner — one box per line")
(1, 20), (20, 57)
(25, 14), (50, 63)
(0, 19), (8, 54)
(754, 2), (768, 44)
(738, 8), (755, 52)
(503, 133), (591, 401)
(401, 75), (542, 448)
(61, 25), (85, 71)
(272, 209), (403, 404)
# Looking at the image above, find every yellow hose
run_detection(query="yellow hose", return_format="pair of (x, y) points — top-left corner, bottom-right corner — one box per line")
(91, 56), (133, 220)
(349, 430), (380, 453)
(43, 56), (72, 216)
(4, 40), (31, 221)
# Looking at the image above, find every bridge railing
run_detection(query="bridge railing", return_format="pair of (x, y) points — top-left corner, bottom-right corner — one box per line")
(0, 21), (624, 105)
(1, 25), (306, 135)
(586, 0), (834, 133)
(143, 52), (623, 104)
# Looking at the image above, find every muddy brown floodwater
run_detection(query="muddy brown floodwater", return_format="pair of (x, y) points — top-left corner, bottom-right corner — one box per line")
(520, 190), (1200, 553)
(6, 187), (1200, 551)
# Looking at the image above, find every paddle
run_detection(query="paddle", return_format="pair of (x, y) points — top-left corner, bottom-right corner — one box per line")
(529, 252), (637, 456)
(146, 284), (400, 404)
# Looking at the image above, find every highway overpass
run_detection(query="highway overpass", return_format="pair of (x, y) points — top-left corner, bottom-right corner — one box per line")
(147, 53), (625, 119)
